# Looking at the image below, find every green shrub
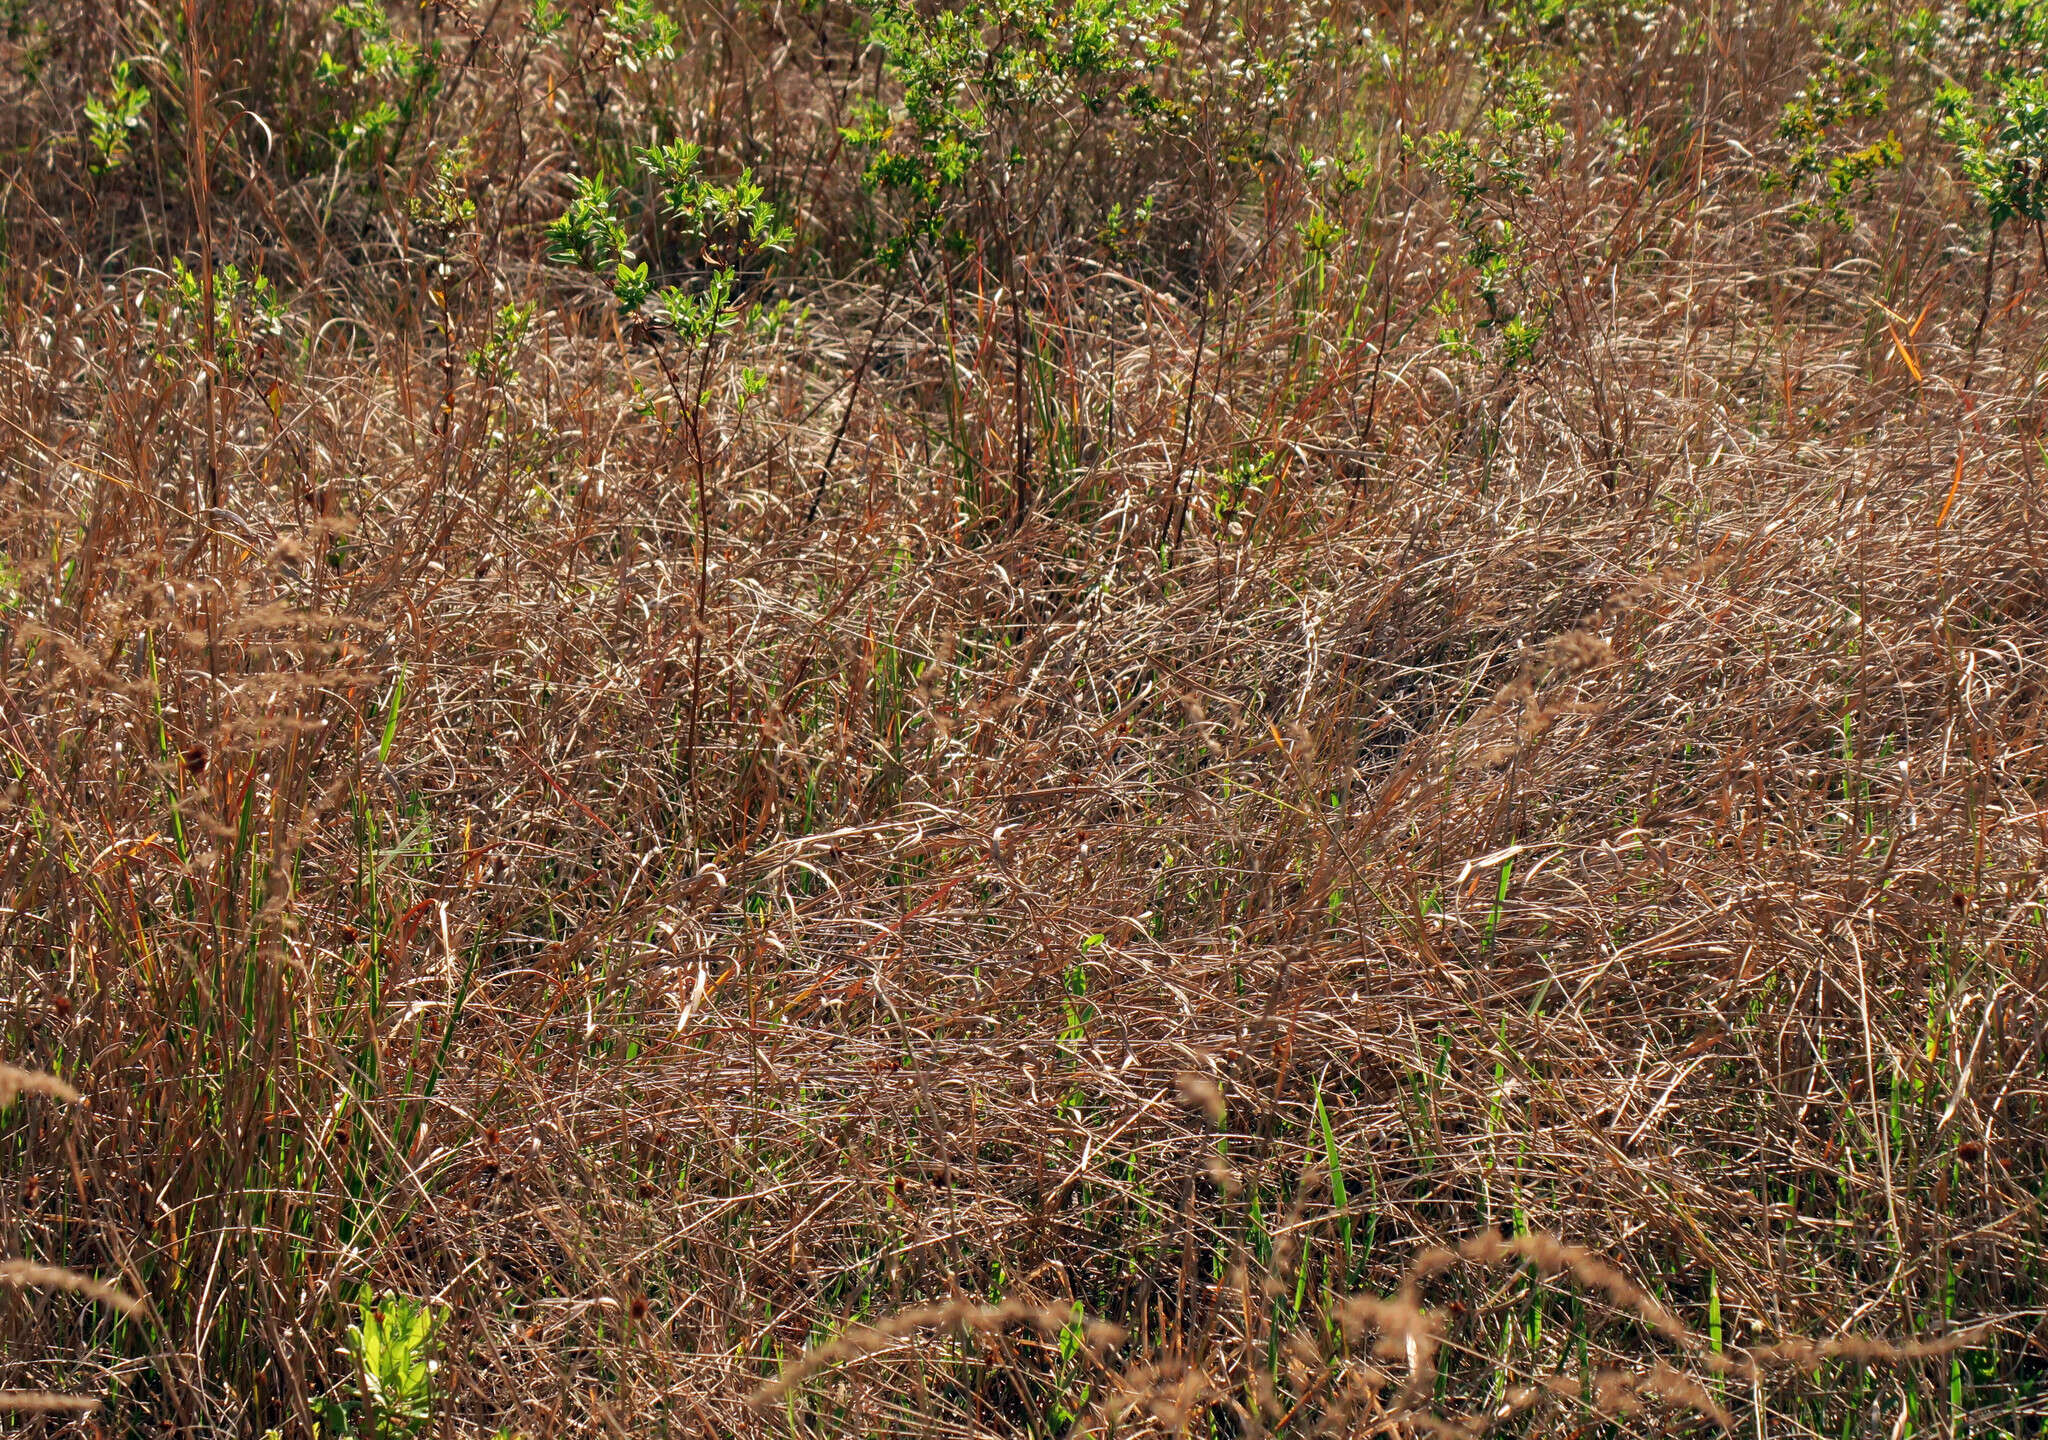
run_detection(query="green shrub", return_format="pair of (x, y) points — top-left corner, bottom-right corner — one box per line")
(81, 60), (150, 175)
(1408, 63), (1564, 371)
(337, 1292), (444, 1440)
(843, 0), (1187, 261)
(1766, 27), (1899, 229)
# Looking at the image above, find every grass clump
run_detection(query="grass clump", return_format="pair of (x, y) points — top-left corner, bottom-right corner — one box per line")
(2, 0), (2047, 1435)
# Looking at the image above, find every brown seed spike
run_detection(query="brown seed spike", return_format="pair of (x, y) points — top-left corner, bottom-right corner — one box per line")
(1175, 1072), (1226, 1125)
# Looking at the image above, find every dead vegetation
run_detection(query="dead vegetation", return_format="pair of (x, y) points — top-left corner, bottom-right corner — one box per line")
(1, 0), (2046, 1434)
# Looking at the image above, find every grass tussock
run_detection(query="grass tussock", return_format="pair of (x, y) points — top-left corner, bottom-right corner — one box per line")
(2, 0), (2048, 1433)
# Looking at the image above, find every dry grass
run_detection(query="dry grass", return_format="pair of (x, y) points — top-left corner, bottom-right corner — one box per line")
(1, 0), (2046, 1434)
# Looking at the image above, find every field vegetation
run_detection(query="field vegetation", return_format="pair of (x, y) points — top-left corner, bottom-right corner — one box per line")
(2, 0), (2048, 1433)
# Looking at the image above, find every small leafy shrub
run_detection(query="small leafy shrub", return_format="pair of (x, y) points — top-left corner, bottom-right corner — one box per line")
(317, 1), (442, 163)
(1890, 0), (2048, 228)
(1765, 27), (1900, 229)
(470, 301), (534, 383)
(1909, 0), (2048, 325)
(82, 59), (149, 175)
(335, 1292), (444, 1440)
(1408, 63), (1564, 372)
(841, 0), (1187, 260)
(1935, 73), (2048, 236)
(143, 260), (289, 376)
(407, 138), (478, 231)
(603, 0), (680, 70)
(548, 142), (792, 330)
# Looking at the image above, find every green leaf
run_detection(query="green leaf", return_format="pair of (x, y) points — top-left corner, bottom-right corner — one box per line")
(378, 667), (406, 763)
(1315, 1082), (1352, 1275)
